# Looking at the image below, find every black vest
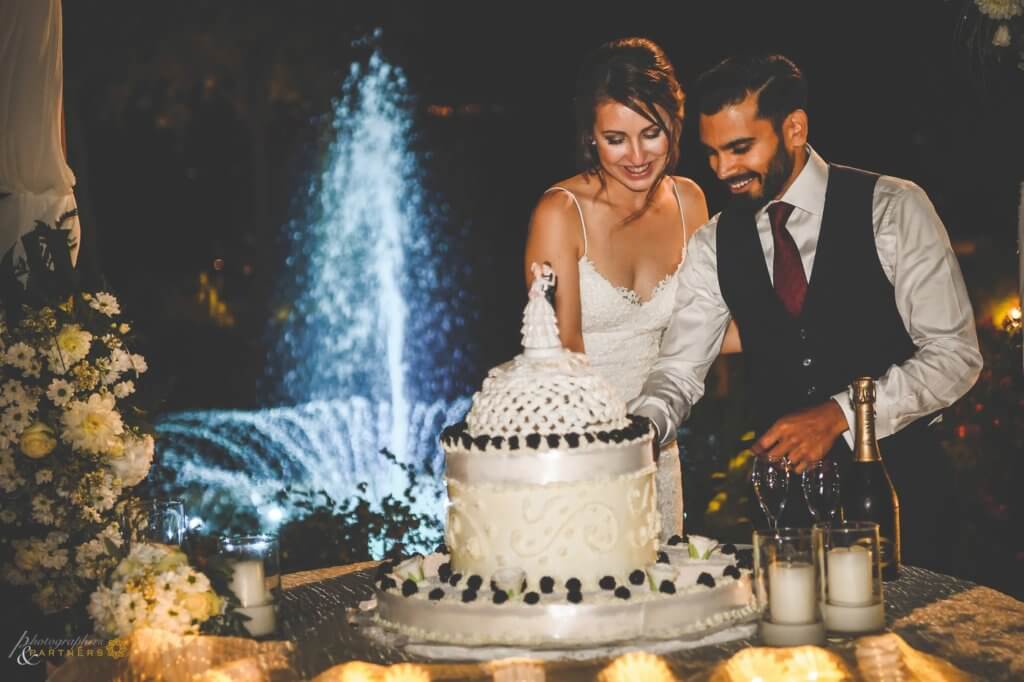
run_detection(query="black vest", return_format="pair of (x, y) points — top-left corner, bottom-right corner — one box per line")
(716, 164), (918, 434)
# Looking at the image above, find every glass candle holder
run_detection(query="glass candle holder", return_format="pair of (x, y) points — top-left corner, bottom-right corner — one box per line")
(122, 498), (187, 548)
(813, 521), (885, 634)
(753, 527), (826, 646)
(220, 534), (281, 638)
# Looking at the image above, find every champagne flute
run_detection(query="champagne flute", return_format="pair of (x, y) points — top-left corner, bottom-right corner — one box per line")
(751, 456), (790, 532)
(802, 457), (842, 524)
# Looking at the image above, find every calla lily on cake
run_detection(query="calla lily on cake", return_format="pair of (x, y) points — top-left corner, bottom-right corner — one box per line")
(687, 535), (720, 560)
(492, 567), (527, 597)
(421, 553), (447, 580)
(395, 555), (425, 582)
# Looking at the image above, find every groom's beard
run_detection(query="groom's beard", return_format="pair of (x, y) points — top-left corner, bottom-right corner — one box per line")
(725, 143), (795, 213)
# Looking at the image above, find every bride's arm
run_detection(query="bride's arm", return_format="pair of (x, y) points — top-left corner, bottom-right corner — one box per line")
(524, 192), (586, 353)
(678, 178), (742, 355)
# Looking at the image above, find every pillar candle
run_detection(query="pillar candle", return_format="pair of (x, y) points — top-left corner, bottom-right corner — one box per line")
(228, 559), (271, 607)
(768, 561), (817, 625)
(826, 545), (873, 606)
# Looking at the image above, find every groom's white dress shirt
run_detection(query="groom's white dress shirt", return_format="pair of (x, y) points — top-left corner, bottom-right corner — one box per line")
(628, 147), (983, 447)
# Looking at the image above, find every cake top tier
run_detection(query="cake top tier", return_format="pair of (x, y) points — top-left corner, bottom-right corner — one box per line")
(464, 263), (630, 437)
(465, 351), (630, 436)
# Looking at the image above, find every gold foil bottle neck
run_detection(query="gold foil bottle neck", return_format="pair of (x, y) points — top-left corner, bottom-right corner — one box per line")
(852, 377), (881, 463)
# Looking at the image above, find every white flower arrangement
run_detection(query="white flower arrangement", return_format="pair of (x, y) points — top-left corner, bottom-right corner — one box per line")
(0, 292), (153, 614)
(88, 543), (223, 637)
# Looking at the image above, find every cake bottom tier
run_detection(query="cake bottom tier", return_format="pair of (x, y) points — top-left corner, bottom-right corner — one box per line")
(372, 574), (756, 647)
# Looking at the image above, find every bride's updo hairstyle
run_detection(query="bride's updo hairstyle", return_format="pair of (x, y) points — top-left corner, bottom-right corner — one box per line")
(574, 37), (685, 214)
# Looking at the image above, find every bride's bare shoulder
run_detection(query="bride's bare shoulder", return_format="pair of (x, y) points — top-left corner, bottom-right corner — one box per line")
(670, 175), (706, 204)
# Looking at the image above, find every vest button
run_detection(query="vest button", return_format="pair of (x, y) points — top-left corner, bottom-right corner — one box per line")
(802, 357), (813, 367)
(806, 385), (816, 396)
(799, 328), (808, 340)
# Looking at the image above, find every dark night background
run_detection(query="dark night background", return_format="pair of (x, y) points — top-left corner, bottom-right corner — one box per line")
(54, 0), (1023, 595)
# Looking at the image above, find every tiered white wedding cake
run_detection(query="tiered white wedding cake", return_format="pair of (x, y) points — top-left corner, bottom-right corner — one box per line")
(367, 266), (755, 647)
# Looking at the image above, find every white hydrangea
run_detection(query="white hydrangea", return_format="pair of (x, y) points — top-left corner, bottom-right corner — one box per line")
(62, 393), (124, 455)
(87, 292), (121, 317)
(975, 0), (1023, 19)
(131, 354), (148, 374)
(108, 434), (153, 488)
(46, 379), (75, 407)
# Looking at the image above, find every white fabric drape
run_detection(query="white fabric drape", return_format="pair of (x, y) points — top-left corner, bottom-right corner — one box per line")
(0, 0), (80, 267)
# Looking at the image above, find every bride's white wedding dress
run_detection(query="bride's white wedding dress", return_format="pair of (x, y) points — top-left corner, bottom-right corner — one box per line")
(545, 183), (688, 540)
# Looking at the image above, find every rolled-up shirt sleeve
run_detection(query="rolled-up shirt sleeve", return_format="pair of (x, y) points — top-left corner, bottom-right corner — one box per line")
(628, 219), (732, 446)
(830, 178), (983, 445)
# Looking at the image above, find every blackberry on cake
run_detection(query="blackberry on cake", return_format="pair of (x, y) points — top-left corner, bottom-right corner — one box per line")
(614, 586), (631, 600)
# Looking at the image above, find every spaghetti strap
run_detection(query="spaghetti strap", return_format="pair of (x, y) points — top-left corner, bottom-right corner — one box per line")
(669, 179), (688, 255)
(544, 186), (589, 257)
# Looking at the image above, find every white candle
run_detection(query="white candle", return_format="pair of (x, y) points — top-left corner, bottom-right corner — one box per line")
(229, 559), (271, 607)
(768, 561), (817, 625)
(236, 603), (277, 637)
(826, 546), (874, 606)
(822, 601), (885, 633)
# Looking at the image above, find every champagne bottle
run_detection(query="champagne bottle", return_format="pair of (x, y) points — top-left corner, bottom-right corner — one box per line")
(840, 377), (901, 580)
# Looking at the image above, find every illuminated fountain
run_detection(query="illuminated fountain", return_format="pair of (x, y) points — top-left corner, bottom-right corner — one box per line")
(155, 49), (472, 537)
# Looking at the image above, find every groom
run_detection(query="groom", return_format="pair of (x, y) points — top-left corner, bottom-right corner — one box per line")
(628, 55), (982, 572)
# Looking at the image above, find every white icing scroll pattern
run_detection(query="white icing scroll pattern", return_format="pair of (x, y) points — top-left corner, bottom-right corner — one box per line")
(510, 495), (618, 558)
(446, 496), (490, 561)
(626, 475), (659, 550)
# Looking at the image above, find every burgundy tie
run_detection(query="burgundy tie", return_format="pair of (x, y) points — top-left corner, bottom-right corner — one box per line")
(768, 201), (807, 317)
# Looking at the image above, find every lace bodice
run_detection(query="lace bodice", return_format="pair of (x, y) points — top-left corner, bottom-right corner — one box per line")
(545, 183), (687, 403)
(579, 255), (681, 402)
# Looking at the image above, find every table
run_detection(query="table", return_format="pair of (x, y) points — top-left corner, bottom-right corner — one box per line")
(279, 564), (1024, 680)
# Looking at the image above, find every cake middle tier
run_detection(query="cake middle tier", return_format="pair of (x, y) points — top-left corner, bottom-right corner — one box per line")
(444, 439), (659, 589)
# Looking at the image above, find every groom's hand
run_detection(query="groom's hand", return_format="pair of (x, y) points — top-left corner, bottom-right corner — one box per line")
(753, 401), (848, 473)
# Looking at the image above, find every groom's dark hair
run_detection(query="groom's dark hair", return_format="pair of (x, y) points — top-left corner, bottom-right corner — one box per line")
(695, 54), (807, 131)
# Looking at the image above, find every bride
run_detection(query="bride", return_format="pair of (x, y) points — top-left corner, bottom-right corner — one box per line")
(524, 37), (740, 540)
